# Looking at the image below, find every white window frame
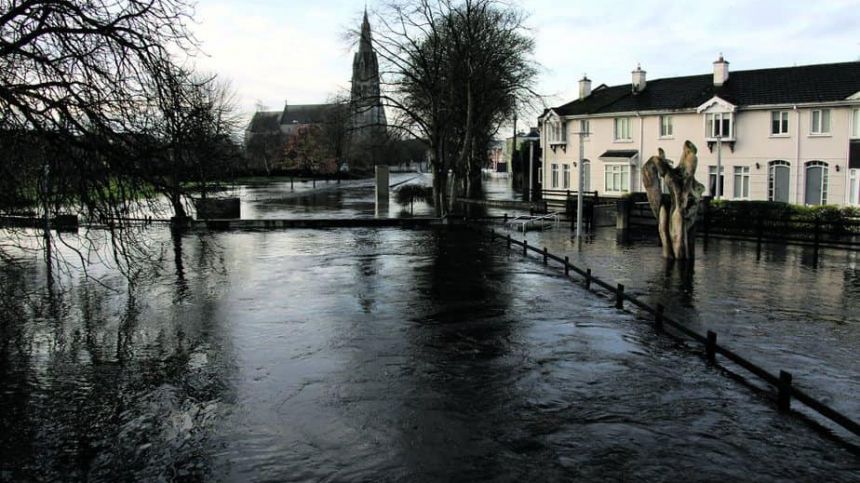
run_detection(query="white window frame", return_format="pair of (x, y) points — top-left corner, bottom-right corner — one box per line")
(708, 165), (725, 197)
(548, 119), (567, 144)
(810, 109), (831, 136)
(770, 111), (789, 136)
(733, 166), (750, 199)
(849, 169), (859, 206)
(604, 163), (630, 193)
(580, 119), (590, 139)
(551, 163), (559, 188)
(659, 115), (673, 138)
(582, 159), (591, 191)
(562, 164), (570, 189)
(852, 108), (860, 139)
(614, 117), (632, 142)
(706, 112), (733, 140)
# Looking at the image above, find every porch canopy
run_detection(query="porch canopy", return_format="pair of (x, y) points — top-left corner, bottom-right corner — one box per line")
(599, 150), (639, 163)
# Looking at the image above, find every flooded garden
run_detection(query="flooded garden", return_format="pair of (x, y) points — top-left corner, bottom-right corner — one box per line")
(1, 175), (858, 481)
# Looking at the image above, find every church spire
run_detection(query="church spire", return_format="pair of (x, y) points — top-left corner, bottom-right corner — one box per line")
(359, 8), (372, 53)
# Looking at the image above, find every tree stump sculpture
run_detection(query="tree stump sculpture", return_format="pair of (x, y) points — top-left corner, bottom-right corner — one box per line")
(642, 141), (706, 259)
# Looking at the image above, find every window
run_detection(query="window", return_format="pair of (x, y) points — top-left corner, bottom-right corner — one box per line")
(580, 119), (590, 139)
(582, 160), (591, 191)
(708, 165), (725, 197)
(733, 166), (750, 199)
(849, 169), (859, 205)
(805, 161), (828, 205)
(614, 117), (631, 141)
(548, 120), (566, 144)
(810, 109), (831, 135)
(852, 109), (860, 139)
(660, 115), (673, 138)
(551, 163), (559, 188)
(771, 111), (789, 135)
(604, 164), (629, 193)
(706, 112), (733, 139)
(768, 160), (791, 203)
(562, 164), (570, 189)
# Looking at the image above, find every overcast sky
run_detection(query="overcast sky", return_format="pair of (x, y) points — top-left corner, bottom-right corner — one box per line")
(189, 0), (860, 128)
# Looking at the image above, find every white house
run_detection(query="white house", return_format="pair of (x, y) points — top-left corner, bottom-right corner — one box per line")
(539, 58), (860, 206)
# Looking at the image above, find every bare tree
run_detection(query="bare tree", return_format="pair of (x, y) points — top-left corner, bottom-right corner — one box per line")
(367, 0), (538, 215)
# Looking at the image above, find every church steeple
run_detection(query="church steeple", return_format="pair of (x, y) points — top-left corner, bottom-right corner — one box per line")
(359, 8), (373, 53)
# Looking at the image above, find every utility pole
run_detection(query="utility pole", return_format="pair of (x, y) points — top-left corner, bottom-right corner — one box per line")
(716, 135), (723, 199)
(511, 114), (517, 188)
(575, 129), (586, 248)
(528, 141), (535, 202)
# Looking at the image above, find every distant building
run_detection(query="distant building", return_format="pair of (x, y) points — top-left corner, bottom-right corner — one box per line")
(539, 58), (860, 205)
(244, 9), (387, 171)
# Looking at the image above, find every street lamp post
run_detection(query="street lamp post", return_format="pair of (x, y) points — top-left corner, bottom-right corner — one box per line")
(575, 129), (587, 248)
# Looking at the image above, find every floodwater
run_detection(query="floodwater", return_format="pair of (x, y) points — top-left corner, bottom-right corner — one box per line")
(1, 175), (859, 481)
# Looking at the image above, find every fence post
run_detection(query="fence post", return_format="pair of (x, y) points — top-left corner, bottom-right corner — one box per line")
(543, 247), (548, 264)
(523, 239), (528, 257)
(703, 197), (710, 244)
(814, 218), (821, 251)
(615, 284), (624, 309)
(564, 256), (569, 276)
(778, 370), (793, 412)
(655, 304), (664, 332)
(706, 331), (717, 364)
(585, 269), (592, 289)
(507, 234), (511, 248)
(504, 213), (508, 224)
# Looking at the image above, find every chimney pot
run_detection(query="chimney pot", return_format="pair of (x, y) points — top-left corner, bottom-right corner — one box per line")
(713, 54), (729, 87)
(579, 75), (592, 100)
(632, 63), (646, 93)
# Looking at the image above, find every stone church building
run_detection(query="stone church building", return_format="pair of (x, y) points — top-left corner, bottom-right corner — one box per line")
(244, 10), (387, 172)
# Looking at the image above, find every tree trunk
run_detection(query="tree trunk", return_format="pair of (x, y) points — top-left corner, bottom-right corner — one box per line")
(642, 141), (705, 259)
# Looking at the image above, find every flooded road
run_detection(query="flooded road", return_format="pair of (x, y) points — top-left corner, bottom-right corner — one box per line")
(1, 227), (858, 481)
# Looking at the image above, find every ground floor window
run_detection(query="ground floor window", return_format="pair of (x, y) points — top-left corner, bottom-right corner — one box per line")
(733, 166), (750, 199)
(708, 165), (725, 198)
(849, 169), (859, 205)
(562, 164), (570, 189)
(551, 163), (559, 188)
(804, 161), (828, 205)
(604, 164), (629, 193)
(768, 160), (790, 202)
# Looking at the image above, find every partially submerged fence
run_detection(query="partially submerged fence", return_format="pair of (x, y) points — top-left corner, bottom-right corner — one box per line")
(484, 228), (860, 444)
(628, 200), (860, 251)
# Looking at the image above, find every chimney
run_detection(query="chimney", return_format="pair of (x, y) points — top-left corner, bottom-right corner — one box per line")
(579, 75), (592, 100)
(713, 54), (729, 86)
(632, 63), (646, 93)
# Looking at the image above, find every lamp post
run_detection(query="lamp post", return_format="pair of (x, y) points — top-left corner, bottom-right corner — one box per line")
(716, 134), (723, 199)
(575, 128), (588, 248)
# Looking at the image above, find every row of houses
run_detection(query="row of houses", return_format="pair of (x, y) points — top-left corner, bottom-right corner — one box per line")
(537, 58), (860, 206)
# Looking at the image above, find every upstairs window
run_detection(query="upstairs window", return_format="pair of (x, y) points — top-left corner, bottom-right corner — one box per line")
(614, 117), (631, 141)
(580, 119), (590, 139)
(771, 111), (789, 135)
(548, 120), (566, 144)
(660, 115), (673, 138)
(706, 112), (733, 139)
(810, 109), (831, 135)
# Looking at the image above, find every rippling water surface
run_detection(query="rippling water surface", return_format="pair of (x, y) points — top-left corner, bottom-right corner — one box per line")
(1, 226), (858, 481)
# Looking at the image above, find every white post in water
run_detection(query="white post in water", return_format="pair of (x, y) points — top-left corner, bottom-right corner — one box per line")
(375, 165), (389, 217)
(576, 130), (586, 248)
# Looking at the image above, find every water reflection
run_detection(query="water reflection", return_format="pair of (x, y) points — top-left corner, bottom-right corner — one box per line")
(0, 234), (233, 481)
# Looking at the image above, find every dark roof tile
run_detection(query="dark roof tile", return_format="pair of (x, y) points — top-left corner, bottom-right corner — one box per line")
(551, 61), (860, 117)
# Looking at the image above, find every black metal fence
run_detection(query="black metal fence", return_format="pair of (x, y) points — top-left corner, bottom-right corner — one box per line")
(484, 228), (860, 444)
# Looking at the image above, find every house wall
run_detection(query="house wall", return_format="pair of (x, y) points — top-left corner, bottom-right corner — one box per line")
(542, 105), (860, 206)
